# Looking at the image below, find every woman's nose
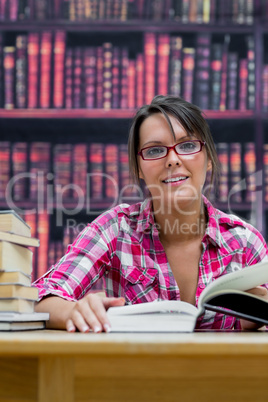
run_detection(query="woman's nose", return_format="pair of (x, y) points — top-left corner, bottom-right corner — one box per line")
(165, 148), (182, 167)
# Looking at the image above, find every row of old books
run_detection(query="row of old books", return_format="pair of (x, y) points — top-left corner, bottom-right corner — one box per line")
(213, 142), (267, 204)
(0, 209), (49, 330)
(0, 0), (256, 24)
(0, 31), (256, 110)
(0, 141), (139, 202)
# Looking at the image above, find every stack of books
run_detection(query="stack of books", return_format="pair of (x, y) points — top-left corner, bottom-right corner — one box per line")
(0, 210), (49, 331)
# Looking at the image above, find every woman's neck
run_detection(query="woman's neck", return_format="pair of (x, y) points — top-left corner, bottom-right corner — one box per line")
(153, 200), (207, 244)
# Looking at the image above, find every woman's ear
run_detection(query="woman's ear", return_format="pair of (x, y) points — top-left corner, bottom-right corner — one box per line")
(138, 167), (144, 180)
(206, 159), (212, 172)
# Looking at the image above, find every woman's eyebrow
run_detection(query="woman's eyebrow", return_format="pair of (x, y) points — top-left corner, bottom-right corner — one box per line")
(142, 135), (192, 147)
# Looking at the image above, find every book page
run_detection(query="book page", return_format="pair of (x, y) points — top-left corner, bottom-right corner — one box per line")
(198, 260), (268, 311)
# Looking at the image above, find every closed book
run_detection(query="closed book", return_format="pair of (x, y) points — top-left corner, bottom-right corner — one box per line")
(0, 142), (11, 200)
(182, 47), (195, 103)
(73, 143), (87, 199)
(53, 143), (72, 199)
(84, 47), (96, 109)
(89, 143), (104, 200)
(0, 210), (31, 237)
(263, 65), (268, 113)
(0, 298), (34, 313)
(0, 320), (45, 331)
(3, 46), (15, 109)
(0, 271), (31, 286)
(96, 46), (104, 108)
(40, 31), (52, 108)
(53, 31), (66, 108)
(29, 142), (51, 200)
(15, 35), (27, 108)
(210, 43), (222, 110)
(157, 33), (170, 96)
(27, 33), (39, 109)
(0, 311), (49, 322)
(216, 143), (229, 203)
(136, 53), (144, 107)
(244, 142), (256, 203)
(73, 47), (83, 108)
(229, 143), (242, 203)
(0, 241), (32, 274)
(144, 32), (157, 104)
(102, 42), (113, 110)
(65, 47), (73, 108)
(0, 284), (38, 300)
(0, 232), (39, 248)
(194, 33), (211, 109)
(219, 35), (230, 111)
(120, 47), (129, 109)
(104, 144), (119, 199)
(169, 36), (182, 97)
(263, 144), (268, 203)
(127, 60), (136, 109)
(112, 47), (120, 109)
(245, 35), (255, 110)
(238, 59), (248, 111)
(37, 211), (49, 278)
(12, 142), (28, 201)
(227, 52), (238, 110)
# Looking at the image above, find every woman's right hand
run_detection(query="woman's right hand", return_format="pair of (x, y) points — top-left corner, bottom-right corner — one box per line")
(65, 294), (125, 333)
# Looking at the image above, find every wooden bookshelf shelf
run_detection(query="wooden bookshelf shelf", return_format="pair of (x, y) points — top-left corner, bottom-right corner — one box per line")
(0, 109), (255, 120)
(0, 21), (255, 33)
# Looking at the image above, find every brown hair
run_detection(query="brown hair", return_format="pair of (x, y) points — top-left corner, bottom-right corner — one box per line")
(128, 95), (220, 192)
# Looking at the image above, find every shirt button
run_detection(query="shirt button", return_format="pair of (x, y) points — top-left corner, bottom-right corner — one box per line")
(139, 274), (145, 281)
(199, 284), (206, 289)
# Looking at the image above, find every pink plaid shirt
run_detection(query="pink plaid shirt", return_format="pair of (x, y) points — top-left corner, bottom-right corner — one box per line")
(33, 196), (268, 329)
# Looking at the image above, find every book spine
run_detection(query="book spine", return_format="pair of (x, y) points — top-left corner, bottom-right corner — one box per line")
(96, 46), (103, 108)
(263, 144), (268, 203)
(15, 35), (27, 108)
(244, 142), (256, 203)
(227, 52), (238, 110)
(210, 43), (222, 110)
(112, 46), (120, 109)
(120, 47), (129, 108)
(202, 0), (210, 23)
(119, 143), (132, 197)
(65, 48), (73, 109)
(219, 35), (230, 111)
(157, 33), (170, 96)
(72, 143), (87, 199)
(104, 144), (119, 199)
(127, 59), (136, 109)
(229, 142), (242, 203)
(0, 141), (11, 200)
(73, 47), (83, 108)
(263, 65), (268, 113)
(136, 53), (144, 107)
(37, 211), (49, 278)
(216, 142), (229, 203)
(3, 46), (15, 109)
(0, 33), (2, 106)
(144, 32), (156, 104)
(53, 31), (66, 108)
(27, 32), (39, 109)
(34, 0), (49, 20)
(182, 47), (195, 103)
(53, 143), (72, 200)
(24, 210), (38, 281)
(89, 143), (104, 200)
(29, 142), (51, 200)
(181, 0), (190, 23)
(84, 46), (96, 109)
(12, 142), (28, 200)
(245, 35), (255, 110)
(194, 33), (211, 110)
(238, 58), (248, 111)
(245, 0), (254, 24)
(102, 42), (113, 110)
(40, 31), (52, 109)
(169, 36), (182, 97)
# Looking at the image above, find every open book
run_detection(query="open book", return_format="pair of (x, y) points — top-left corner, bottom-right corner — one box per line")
(107, 260), (268, 332)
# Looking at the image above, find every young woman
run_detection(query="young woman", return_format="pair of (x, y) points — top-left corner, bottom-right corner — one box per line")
(34, 95), (268, 332)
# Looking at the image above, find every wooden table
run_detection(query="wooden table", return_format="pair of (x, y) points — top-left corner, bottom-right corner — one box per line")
(0, 330), (268, 402)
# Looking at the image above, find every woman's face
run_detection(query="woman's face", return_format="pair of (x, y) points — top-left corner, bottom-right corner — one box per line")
(138, 113), (211, 215)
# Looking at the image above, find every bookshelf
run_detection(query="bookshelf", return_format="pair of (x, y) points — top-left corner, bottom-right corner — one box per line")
(0, 0), (268, 279)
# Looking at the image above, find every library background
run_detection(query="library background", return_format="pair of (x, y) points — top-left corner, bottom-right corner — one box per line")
(0, 0), (267, 281)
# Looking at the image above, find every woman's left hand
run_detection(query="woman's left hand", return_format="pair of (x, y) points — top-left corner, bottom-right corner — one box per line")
(240, 286), (268, 330)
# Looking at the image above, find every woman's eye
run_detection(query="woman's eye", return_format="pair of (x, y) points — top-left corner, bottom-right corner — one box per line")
(146, 147), (165, 156)
(179, 142), (197, 151)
